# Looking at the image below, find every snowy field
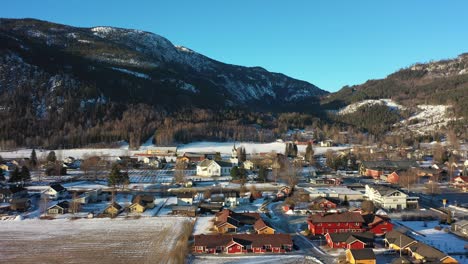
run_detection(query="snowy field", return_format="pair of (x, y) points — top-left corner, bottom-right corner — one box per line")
(192, 255), (310, 264)
(0, 217), (192, 264)
(0, 141), (350, 160)
(177, 141), (350, 156)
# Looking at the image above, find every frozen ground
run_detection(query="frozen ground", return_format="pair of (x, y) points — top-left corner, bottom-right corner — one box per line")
(0, 141), (350, 160)
(0, 217), (192, 264)
(192, 255), (311, 264)
(178, 141), (350, 156)
(193, 216), (214, 235)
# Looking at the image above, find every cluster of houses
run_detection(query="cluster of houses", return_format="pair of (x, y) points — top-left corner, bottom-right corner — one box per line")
(306, 210), (393, 264)
(384, 230), (458, 263)
(193, 209), (293, 254)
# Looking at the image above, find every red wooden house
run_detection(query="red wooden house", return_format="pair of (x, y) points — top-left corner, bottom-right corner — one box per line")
(363, 214), (393, 236)
(310, 197), (337, 209)
(386, 171), (400, 184)
(307, 212), (365, 235)
(193, 234), (293, 254)
(325, 231), (374, 249)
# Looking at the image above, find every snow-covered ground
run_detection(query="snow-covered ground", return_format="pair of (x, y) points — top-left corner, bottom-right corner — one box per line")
(336, 99), (405, 115)
(397, 105), (459, 134)
(177, 141), (350, 156)
(0, 141), (350, 159)
(193, 255), (309, 264)
(0, 217), (192, 263)
(193, 216), (214, 235)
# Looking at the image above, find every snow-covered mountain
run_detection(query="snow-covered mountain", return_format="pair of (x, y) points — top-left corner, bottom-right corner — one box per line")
(0, 18), (327, 109)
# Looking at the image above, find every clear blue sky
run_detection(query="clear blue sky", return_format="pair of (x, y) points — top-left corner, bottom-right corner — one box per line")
(2, 1), (468, 92)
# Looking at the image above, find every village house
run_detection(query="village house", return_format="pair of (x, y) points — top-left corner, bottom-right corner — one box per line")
(362, 214), (393, 236)
(310, 197), (338, 210)
(380, 171), (399, 184)
(177, 192), (194, 205)
(193, 234), (293, 254)
(171, 205), (197, 217)
(128, 195), (155, 213)
(452, 176), (468, 191)
(0, 186), (28, 203)
(214, 209), (261, 234)
(178, 152), (206, 164)
(196, 159), (232, 177)
(325, 231), (374, 249)
(345, 248), (376, 264)
(384, 230), (417, 253)
(304, 187), (363, 201)
(44, 183), (68, 200)
(451, 220), (468, 238)
(253, 218), (276, 234)
(142, 157), (161, 168)
(310, 177), (341, 185)
(242, 160), (255, 170)
(103, 202), (122, 217)
(224, 191), (239, 207)
(407, 242), (458, 263)
(359, 160), (419, 179)
(365, 185), (418, 210)
(47, 201), (69, 215)
(307, 212), (365, 235)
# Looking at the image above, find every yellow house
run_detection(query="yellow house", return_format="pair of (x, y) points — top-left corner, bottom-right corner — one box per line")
(214, 221), (238, 234)
(254, 219), (275, 234)
(103, 202), (122, 217)
(128, 202), (146, 213)
(346, 249), (376, 264)
(384, 230), (417, 252)
(408, 243), (458, 264)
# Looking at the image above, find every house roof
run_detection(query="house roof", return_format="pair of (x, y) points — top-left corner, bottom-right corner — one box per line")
(408, 242), (449, 261)
(309, 212), (364, 223)
(177, 192), (194, 199)
(215, 209), (261, 226)
(362, 214), (391, 226)
(194, 234), (292, 248)
(328, 232), (374, 244)
(106, 202), (122, 210)
(369, 185), (405, 197)
(384, 230), (416, 248)
(453, 219), (468, 227)
(348, 248), (375, 260)
(454, 176), (468, 183)
(390, 257), (411, 264)
(48, 201), (69, 210)
(198, 159), (219, 168)
(253, 218), (274, 231)
(49, 184), (66, 192)
(311, 197), (336, 205)
(361, 160), (419, 170)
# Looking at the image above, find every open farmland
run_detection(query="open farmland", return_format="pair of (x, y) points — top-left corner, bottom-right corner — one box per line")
(0, 217), (193, 264)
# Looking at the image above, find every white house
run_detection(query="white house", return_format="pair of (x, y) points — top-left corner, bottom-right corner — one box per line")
(196, 159), (232, 177)
(44, 184), (68, 200)
(177, 192), (194, 205)
(224, 191), (239, 207)
(365, 185), (418, 210)
(143, 157), (161, 168)
(243, 160), (255, 170)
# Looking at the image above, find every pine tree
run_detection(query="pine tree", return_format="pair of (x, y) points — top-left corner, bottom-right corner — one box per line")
(258, 166), (267, 182)
(108, 163), (122, 188)
(47, 151), (57, 163)
(20, 165), (31, 182)
(214, 152), (222, 161)
(230, 166), (240, 180)
(30, 149), (38, 168)
(0, 168), (5, 181)
(9, 167), (21, 183)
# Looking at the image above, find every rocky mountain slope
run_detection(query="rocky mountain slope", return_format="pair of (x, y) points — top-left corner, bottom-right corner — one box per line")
(0, 18), (327, 111)
(322, 54), (468, 137)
